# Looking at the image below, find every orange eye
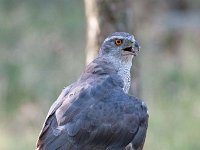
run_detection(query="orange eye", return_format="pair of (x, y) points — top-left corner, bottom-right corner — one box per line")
(115, 39), (123, 46)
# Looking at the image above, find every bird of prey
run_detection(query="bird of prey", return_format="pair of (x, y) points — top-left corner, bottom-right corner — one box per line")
(36, 32), (148, 150)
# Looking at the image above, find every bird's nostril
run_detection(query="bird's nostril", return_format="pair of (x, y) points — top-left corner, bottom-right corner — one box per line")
(134, 41), (140, 48)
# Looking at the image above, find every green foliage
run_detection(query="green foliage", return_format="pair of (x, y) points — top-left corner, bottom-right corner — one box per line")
(0, 1), (200, 150)
(0, 1), (86, 149)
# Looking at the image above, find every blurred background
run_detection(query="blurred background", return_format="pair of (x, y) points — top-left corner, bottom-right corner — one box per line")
(0, 0), (200, 149)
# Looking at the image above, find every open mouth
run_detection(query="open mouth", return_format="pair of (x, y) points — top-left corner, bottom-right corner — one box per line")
(123, 46), (139, 56)
(123, 46), (133, 52)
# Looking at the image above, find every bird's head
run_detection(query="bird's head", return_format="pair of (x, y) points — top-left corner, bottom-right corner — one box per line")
(99, 32), (140, 63)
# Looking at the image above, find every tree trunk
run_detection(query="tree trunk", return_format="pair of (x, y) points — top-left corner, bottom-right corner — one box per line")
(84, 0), (141, 97)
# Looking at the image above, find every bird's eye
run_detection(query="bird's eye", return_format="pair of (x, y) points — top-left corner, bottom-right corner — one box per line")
(115, 39), (123, 46)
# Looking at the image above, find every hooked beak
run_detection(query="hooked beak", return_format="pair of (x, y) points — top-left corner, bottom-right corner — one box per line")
(123, 40), (141, 56)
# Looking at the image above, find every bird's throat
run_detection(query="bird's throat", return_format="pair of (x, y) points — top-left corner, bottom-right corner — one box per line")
(118, 62), (132, 93)
(103, 55), (133, 93)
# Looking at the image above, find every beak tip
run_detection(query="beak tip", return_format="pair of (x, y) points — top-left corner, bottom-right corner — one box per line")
(134, 41), (140, 49)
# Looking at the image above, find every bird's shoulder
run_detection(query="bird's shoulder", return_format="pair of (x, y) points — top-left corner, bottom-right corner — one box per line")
(37, 60), (124, 141)
(54, 70), (125, 125)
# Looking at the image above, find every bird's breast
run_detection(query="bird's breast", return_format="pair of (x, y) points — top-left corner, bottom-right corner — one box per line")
(118, 66), (131, 93)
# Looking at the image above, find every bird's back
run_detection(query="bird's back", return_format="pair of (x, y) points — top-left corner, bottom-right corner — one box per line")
(36, 59), (148, 150)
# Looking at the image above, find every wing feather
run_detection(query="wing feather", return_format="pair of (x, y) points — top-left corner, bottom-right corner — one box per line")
(36, 62), (148, 150)
(36, 84), (74, 149)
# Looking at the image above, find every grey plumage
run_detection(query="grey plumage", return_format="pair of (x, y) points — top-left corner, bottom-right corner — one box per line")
(36, 32), (148, 150)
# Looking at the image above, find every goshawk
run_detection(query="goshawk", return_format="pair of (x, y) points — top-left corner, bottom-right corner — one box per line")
(36, 32), (149, 150)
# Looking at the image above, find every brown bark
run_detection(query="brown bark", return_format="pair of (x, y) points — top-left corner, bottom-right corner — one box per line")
(84, 0), (141, 97)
